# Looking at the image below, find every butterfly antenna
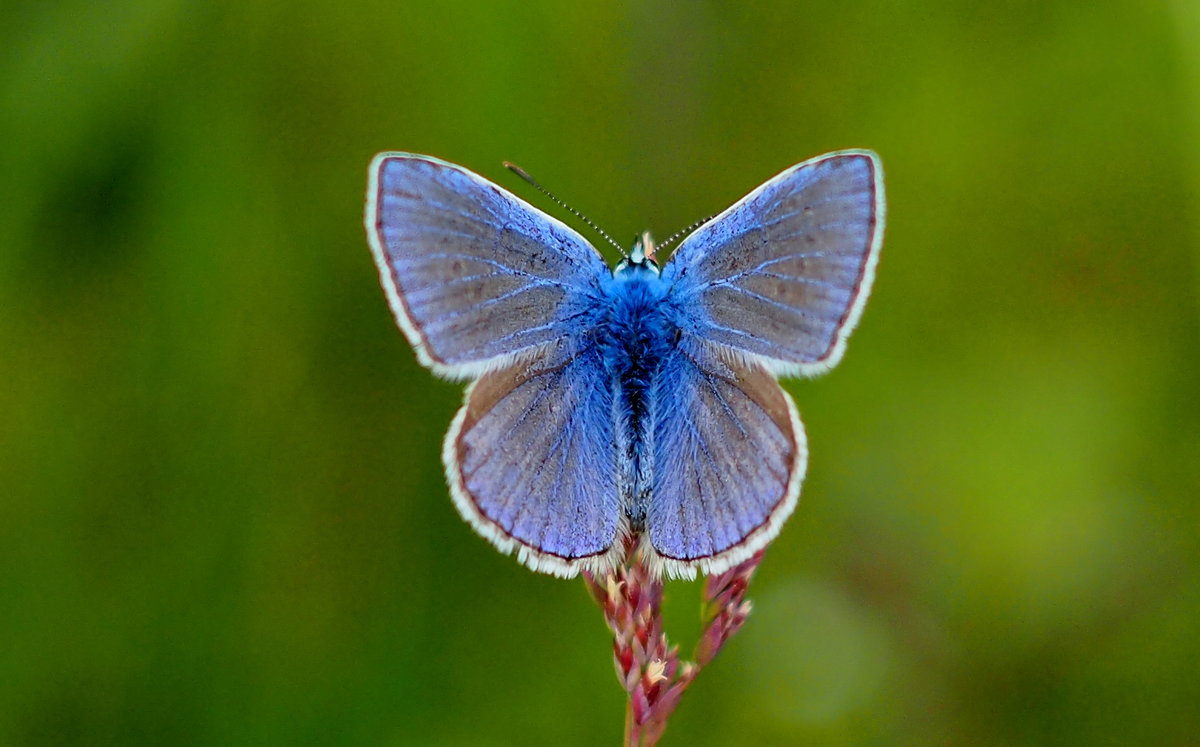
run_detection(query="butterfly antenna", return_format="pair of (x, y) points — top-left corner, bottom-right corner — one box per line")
(503, 162), (626, 257)
(658, 213), (716, 252)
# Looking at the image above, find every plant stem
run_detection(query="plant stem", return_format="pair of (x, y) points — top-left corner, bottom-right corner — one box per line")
(586, 539), (766, 746)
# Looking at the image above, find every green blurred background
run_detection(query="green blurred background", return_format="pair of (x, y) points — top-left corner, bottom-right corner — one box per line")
(3, 1), (1199, 744)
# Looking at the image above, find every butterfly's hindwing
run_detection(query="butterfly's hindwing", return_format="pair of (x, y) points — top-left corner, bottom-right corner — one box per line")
(444, 341), (625, 577)
(644, 337), (806, 577)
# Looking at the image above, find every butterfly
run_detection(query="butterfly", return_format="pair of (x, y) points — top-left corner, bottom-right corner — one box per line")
(364, 151), (884, 578)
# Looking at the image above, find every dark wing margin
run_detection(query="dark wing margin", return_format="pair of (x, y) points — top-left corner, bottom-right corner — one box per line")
(663, 150), (884, 377)
(365, 153), (608, 380)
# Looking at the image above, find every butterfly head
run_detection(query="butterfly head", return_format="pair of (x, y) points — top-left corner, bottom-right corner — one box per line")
(614, 231), (660, 278)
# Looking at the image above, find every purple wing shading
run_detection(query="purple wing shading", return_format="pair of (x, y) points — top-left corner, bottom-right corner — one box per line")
(365, 153), (608, 379)
(443, 341), (624, 577)
(663, 150), (884, 377)
(644, 338), (807, 578)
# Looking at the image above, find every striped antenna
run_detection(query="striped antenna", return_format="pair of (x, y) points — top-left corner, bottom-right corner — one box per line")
(657, 213), (715, 252)
(503, 162), (626, 257)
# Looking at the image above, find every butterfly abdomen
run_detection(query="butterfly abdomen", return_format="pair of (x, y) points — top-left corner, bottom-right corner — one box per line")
(597, 272), (675, 527)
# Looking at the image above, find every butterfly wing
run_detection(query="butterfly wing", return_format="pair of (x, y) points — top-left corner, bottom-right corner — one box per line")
(444, 340), (624, 577)
(366, 153), (608, 379)
(662, 150), (884, 377)
(644, 338), (806, 577)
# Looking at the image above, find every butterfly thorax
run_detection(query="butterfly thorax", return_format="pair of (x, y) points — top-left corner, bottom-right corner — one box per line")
(599, 256), (675, 527)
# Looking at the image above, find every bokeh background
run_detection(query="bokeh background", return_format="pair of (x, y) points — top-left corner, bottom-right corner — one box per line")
(3, 1), (1199, 744)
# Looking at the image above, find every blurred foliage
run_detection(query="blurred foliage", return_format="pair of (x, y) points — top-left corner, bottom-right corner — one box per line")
(2, 1), (1198, 744)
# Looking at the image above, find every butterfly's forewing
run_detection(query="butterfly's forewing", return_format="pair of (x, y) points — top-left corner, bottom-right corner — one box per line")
(644, 338), (806, 577)
(445, 340), (624, 577)
(366, 153), (607, 379)
(663, 151), (884, 377)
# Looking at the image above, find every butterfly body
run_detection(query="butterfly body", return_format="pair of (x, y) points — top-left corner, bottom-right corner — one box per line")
(366, 151), (884, 578)
(596, 243), (673, 527)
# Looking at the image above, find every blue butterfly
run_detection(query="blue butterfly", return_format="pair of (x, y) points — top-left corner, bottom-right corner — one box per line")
(365, 151), (884, 578)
